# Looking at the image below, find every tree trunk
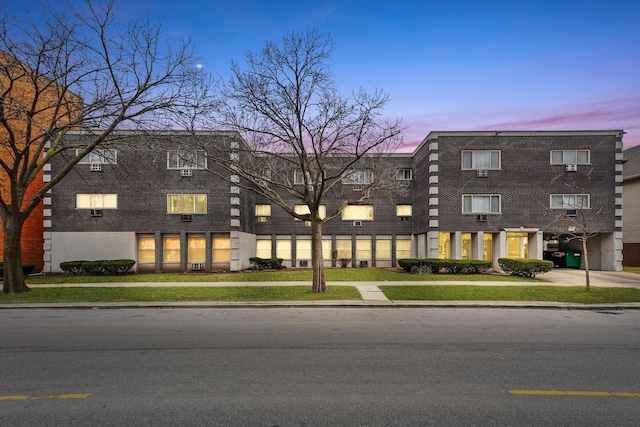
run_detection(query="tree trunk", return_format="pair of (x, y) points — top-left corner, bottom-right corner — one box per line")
(311, 219), (326, 293)
(582, 235), (590, 291)
(3, 215), (29, 294)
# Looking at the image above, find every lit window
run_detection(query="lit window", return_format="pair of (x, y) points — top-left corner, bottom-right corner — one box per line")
(355, 240), (371, 260)
(256, 239), (272, 259)
(188, 236), (206, 263)
(294, 204), (326, 220)
(138, 236), (155, 264)
(296, 239), (312, 260)
(336, 239), (352, 259)
(276, 239), (291, 260)
(167, 194), (207, 214)
(342, 205), (374, 221)
(462, 150), (500, 170)
(550, 194), (590, 209)
(77, 148), (117, 164)
(396, 239), (411, 259)
(167, 150), (206, 169)
(255, 204), (272, 216)
(396, 205), (412, 217)
(213, 235), (231, 262)
(550, 150), (590, 165)
(376, 239), (392, 260)
(462, 195), (501, 214)
(396, 168), (413, 180)
(76, 194), (117, 209)
(163, 236), (180, 262)
(342, 170), (373, 185)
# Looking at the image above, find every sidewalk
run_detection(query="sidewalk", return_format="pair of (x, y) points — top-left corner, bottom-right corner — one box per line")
(3, 269), (639, 310)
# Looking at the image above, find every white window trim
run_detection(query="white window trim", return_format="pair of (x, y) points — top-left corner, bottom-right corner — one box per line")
(461, 150), (501, 170)
(462, 194), (501, 214)
(550, 194), (591, 209)
(76, 148), (118, 164)
(167, 194), (208, 214)
(396, 168), (414, 180)
(167, 150), (207, 170)
(342, 170), (373, 185)
(550, 149), (591, 165)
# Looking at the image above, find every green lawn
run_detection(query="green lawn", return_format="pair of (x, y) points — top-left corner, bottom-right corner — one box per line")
(379, 285), (640, 304)
(0, 286), (361, 303)
(25, 268), (540, 284)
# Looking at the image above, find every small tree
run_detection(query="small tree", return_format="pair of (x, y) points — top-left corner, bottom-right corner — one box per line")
(204, 29), (403, 292)
(0, 0), (198, 293)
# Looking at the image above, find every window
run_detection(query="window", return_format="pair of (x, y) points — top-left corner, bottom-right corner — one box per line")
(342, 170), (373, 185)
(188, 236), (206, 263)
(213, 235), (231, 262)
(462, 150), (500, 170)
(77, 148), (117, 164)
(163, 236), (180, 262)
(167, 150), (206, 169)
(342, 205), (374, 221)
(138, 236), (155, 263)
(294, 204), (326, 220)
(550, 194), (590, 209)
(462, 195), (501, 214)
(376, 239), (392, 260)
(293, 170), (306, 185)
(550, 150), (590, 165)
(76, 194), (117, 209)
(322, 239), (332, 260)
(396, 205), (412, 217)
(255, 204), (272, 216)
(276, 239), (291, 260)
(396, 239), (411, 259)
(256, 239), (272, 259)
(336, 239), (352, 259)
(396, 168), (413, 180)
(355, 240), (372, 260)
(296, 239), (312, 261)
(167, 194), (207, 214)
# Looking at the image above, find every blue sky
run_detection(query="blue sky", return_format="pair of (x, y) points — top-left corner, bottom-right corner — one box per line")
(10, 0), (640, 150)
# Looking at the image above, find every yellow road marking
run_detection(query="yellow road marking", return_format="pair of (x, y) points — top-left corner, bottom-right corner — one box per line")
(0, 393), (91, 401)
(510, 390), (640, 397)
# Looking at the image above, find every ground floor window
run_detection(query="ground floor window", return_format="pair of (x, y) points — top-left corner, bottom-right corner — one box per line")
(163, 236), (181, 262)
(296, 239), (312, 261)
(396, 239), (411, 260)
(336, 239), (352, 260)
(213, 235), (231, 262)
(355, 239), (372, 260)
(276, 239), (291, 260)
(483, 234), (493, 261)
(461, 233), (472, 260)
(376, 239), (392, 260)
(188, 235), (206, 263)
(138, 236), (155, 264)
(256, 239), (271, 259)
(507, 232), (528, 258)
(439, 233), (450, 259)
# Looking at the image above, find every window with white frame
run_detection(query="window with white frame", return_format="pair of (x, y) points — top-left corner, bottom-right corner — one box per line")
(294, 204), (326, 220)
(76, 194), (118, 209)
(396, 168), (413, 180)
(293, 170), (306, 185)
(341, 205), (374, 220)
(396, 205), (412, 217)
(550, 194), (590, 209)
(461, 150), (500, 170)
(76, 148), (117, 164)
(167, 194), (207, 214)
(550, 150), (590, 165)
(167, 150), (206, 169)
(462, 194), (501, 214)
(342, 170), (373, 185)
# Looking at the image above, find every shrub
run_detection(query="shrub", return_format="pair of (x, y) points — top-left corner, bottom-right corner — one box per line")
(0, 262), (37, 276)
(398, 258), (492, 274)
(498, 258), (553, 278)
(82, 260), (108, 275)
(60, 260), (88, 275)
(104, 259), (136, 275)
(249, 257), (283, 270)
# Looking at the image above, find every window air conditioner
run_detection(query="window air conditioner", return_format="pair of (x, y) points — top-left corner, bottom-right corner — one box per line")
(565, 164), (577, 172)
(566, 209), (577, 217)
(89, 163), (102, 172)
(90, 209), (103, 217)
(352, 185), (363, 191)
(400, 180), (410, 186)
(359, 260), (369, 268)
(180, 169), (192, 177)
(191, 262), (203, 271)
(299, 260), (309, 267)
(181, 214), (193, 222)
(476, 214), (488, 222)
(476, 170), (488, 178)
(353, 220), (363, 227)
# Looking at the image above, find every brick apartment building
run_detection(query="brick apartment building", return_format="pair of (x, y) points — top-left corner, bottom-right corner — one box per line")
(622, 144), (640, 266)
(44, 129), (624, 273)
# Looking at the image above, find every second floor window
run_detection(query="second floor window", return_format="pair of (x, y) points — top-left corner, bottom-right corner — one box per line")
(167, 194), (207, 214)
(77, 148), (117, 164)
(462, 194), (501, 214)
(550, 150), (590, 165)
(550, 194), (590, 209)
(396, 168), (413, 180)
(76, 194), (117, 209)
(343, 170), (373, 185)
(167, 150), (206, 169)
(462, 150), (500, 170)
(342, 205), (374, 220)
(255, 204), (272, 217)
(396, 205), (412, 216)
(294, 204), (327, 220)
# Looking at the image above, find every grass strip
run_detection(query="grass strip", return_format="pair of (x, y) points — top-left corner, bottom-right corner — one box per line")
(0, 286), (360, 304)
(379, 285), (640, 304)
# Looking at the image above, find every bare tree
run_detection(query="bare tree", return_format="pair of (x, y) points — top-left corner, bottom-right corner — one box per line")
(0, 0), (198, 293)
(203, 29), (403, 293)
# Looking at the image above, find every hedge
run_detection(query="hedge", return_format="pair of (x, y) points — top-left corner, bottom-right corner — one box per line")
(249, 257), (283, 270)
(498, 258), (553, 278)
(0, 262), (37, 276)
(397, 258), (492, 274)
(60, 259), (135, 275)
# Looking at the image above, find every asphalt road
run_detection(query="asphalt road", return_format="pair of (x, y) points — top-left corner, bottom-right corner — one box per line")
(1, 308), (639, 426)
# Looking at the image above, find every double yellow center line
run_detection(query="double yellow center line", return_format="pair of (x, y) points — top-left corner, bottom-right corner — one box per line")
(510, 390), (640, 397)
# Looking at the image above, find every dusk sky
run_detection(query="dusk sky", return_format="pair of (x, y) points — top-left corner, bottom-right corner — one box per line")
(10, 0), (640, 150)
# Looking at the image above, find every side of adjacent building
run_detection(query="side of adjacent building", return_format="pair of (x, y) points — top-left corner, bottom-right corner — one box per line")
(622, 144), (640, 266)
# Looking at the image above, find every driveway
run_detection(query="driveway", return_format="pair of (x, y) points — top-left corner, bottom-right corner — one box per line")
(541, 269), (640, 288)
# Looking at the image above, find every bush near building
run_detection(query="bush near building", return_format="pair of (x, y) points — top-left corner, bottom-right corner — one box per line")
(59, 260), (135, 275)
(398, 258), (492, 274)
(498, 258), (553, 278)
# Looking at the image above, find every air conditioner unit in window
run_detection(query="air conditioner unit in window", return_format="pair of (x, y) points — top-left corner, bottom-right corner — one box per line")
(476, 214), (488, 222)
(191, 262), (203, 271)
(476, 170), (488, 178)
(400, 180), (410, 186)
(90, 209), (103, 217)
(352, 185), (363, 191)
(180, 169), (192, 177)
(89, 163), (102, 172)
(566, 209), (577, 217)
(565, 164), (577, 172)
(359, 260), (369, 268)
(299, 260), (309, 267)
(353, 220), (363, 227)
(181, 214), (192, 222)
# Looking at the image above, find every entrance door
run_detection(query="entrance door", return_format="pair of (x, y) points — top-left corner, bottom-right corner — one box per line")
(507, 232), (528, 258)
